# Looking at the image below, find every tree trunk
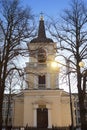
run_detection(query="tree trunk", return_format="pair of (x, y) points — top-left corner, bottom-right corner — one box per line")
(5, 94), (11, 129)
(78, 91), (87, 130)
(0, 84), (4, 129)
(77, 72), (87, 130)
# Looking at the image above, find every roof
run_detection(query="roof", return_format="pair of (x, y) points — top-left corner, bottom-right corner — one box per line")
(30, 15), (53, 43)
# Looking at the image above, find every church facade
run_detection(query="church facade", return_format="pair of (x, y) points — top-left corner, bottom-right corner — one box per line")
(13, 16), (75, 128)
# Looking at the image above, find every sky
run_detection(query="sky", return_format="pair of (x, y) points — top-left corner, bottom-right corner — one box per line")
(21, 0), (87, 19)
(22, 0), (70, 18)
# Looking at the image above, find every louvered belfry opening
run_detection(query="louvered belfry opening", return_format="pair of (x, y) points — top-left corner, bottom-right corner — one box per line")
(38, 75), (46, 89)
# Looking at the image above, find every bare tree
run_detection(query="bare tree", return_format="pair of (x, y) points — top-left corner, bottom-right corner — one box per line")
(0, 0), (35, 128)
(4, 70), (25, 128)
(47, 0), (87, 129)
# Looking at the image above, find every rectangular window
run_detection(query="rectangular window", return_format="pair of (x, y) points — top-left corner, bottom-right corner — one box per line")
(38, 75), (46, 89)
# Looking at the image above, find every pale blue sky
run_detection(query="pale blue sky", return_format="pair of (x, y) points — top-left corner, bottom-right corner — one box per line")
(21, 0), (87, 20)
(22, 0), (70, 17)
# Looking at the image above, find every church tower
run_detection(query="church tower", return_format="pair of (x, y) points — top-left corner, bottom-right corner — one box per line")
(13, 15), (73, 128)
(26, 15), (59, 90)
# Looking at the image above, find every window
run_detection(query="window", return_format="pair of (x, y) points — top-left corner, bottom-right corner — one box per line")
(38, 75), (46, 88)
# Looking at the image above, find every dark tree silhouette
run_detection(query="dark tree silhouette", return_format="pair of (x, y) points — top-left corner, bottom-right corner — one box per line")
(47, 0), (87, 130)
(0, 0), (35, 129)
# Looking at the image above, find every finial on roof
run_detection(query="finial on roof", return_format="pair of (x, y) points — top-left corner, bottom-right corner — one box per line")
(40, 12), (44, 20)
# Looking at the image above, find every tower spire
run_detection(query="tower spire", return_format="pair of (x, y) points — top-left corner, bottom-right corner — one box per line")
(38, 13), (46, 38)
(30, 13), (53, 43)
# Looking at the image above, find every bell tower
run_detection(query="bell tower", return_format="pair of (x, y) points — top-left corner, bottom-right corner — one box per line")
(26, 15), (59, 90)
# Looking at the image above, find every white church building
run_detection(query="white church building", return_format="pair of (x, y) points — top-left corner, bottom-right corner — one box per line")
(13, 15), (75, 128)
